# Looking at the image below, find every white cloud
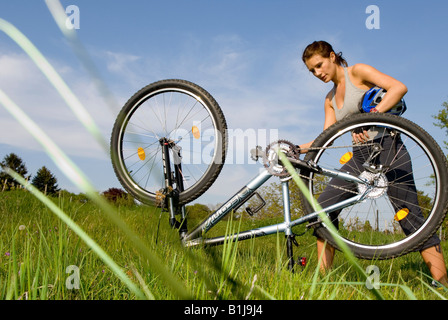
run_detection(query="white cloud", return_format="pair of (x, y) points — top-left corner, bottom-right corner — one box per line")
(0, 52), (112, 160)
(103, 51), (143, 88)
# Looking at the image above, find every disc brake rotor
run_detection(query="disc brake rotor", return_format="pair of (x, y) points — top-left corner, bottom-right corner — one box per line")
(357, 171), (388, 199)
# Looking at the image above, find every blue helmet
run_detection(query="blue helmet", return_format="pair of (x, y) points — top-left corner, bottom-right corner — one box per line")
(359, 86), (407, 116)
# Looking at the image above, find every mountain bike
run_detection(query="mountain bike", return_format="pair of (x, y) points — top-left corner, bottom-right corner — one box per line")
(110, 79), (448, 270)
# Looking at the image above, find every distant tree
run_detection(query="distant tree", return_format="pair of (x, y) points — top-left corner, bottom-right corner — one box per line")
(433, 100), (448, 151)
(186, 203), (211, 220)
(102, 187), (134, 205)
(433, 100), (448, 236)
(103, 187), (126, 202)
(32, 166), (60, 195)
(0, 153), (30, 190)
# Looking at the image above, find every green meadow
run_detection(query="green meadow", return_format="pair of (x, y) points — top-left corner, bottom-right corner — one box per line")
(0, 189), (446, 300)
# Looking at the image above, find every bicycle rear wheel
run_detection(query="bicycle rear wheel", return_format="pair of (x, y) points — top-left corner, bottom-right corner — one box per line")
(110, 79), (227, 206)
(299, 113), (448, 259)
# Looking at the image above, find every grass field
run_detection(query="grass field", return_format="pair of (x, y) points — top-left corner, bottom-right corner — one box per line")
(0, 189), (447, 300)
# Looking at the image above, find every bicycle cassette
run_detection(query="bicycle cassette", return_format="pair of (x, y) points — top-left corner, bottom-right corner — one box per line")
(264, 140), (300, 177)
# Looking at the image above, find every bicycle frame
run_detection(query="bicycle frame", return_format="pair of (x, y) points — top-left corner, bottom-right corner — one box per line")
(183, 168), (366, 246)
(164, 150), (372, 269)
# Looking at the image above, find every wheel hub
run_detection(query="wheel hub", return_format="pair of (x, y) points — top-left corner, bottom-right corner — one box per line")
(357, 171), (388, 199)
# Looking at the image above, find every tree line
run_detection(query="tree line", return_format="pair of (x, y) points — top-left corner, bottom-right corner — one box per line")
(0, 153), (60, 195)
(0, 153), (134, 205)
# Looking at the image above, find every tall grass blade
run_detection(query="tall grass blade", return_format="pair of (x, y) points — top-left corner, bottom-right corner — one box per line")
(2, 167), (147, 299)
(278, 152), (385, 300)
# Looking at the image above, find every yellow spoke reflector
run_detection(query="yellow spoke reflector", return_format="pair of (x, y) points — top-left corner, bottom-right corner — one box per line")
(192, 125), (200, 139)
(394, 208), (409, 221)
(138, 147), (146, 161)
(339, 152), (353, 164)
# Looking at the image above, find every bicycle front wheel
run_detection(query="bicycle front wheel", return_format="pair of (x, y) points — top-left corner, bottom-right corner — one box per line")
(110, 79), (227, 206)
(299, 113), (448, 259)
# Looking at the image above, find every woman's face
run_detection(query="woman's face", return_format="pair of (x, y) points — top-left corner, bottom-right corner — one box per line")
(304, 52), (336, 83)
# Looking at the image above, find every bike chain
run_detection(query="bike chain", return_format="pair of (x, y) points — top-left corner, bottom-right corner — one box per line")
(263, 139), (376, 195)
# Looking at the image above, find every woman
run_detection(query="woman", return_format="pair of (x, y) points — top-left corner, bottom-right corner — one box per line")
(300, 40), (448, 287)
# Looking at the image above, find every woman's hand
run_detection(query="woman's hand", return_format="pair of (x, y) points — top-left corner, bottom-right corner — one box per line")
(352, 128), (370, 144)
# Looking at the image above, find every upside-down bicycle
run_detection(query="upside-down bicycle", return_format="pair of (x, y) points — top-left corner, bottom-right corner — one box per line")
(110, 79), (448, 270)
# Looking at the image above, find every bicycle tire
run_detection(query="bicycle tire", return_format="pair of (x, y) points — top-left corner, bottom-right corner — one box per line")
(299, 113), (448, 260)
(110, 79), (227, 206)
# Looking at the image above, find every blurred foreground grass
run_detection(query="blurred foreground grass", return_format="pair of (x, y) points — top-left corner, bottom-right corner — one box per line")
(0, 189), (446, 300)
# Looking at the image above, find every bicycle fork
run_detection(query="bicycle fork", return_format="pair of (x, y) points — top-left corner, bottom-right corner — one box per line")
(160, 138), (188, 238)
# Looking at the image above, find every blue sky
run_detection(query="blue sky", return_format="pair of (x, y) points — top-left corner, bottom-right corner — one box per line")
(1, 0), (447, 206)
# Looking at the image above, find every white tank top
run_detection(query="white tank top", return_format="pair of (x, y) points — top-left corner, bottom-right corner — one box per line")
(331, 67), (382, 139)
(332, 67), (368, 121)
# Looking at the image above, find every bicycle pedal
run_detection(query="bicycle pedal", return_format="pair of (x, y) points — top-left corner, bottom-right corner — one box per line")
(297, 256), (307, 267)
(250, 145), (263, 162)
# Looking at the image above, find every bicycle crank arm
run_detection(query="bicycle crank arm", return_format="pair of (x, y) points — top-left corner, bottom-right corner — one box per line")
(286, 157), (321, 172)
